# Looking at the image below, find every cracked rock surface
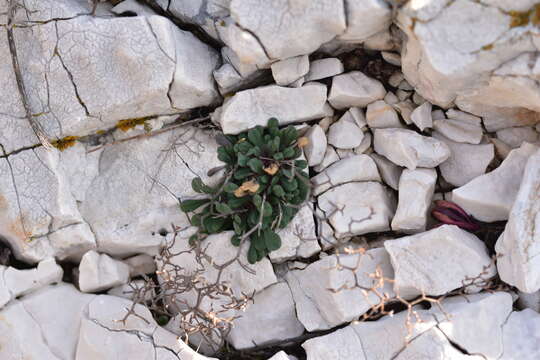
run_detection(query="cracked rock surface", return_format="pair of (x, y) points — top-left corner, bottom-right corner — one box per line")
(1, 0), (540, 359)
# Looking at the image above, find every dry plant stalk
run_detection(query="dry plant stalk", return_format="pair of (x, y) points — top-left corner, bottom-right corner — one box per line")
(121, 225), (254, 352)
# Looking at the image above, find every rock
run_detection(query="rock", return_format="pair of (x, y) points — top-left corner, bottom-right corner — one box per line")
(384, 91), (399, 104)
(381, 51), (401, 66)
(412, 92), (426, 105)
(302, 307), (437, 360)
(228, 282), (304, 349)
(327, 112), (365, 149)
(502, 309), (540, 359)
(318, 182), (395, 239)
(433, 119), (483, 144)
(391, 168), (437, 232)
(304, 125), (327, 166)
(384, 225), (495, 298)
(370, 153), (403, 191)
(3, 258), (63, 300)
(267, 351), (296, 360)
(270, 204), (320, 263)
(111, 0), (157, 16)
(328, 71), (386, 110)
(78, 251), (130, 293)
(433, 132), (495, 187)
(429, 292), (513, 359)
(314, 145), (340, 173)
(452, 142), (538, 222)
(373, 128), (451, 169)
(517, 290), (540, 312)
(496, 149), (540, 293)
(410, 101), (433, 131)
(305, 58), (344, 82)
(446, 109), (482, 125)
(0, 146), (97, 263)
(224, 0), (346, 65)
(362, 29), (396, 51)
(218, 84), (328, 134)
(393, 100), (415, 124)
(337, 0), (391, 43)
(398, 0), (540, 131)
(0, 283), (95, 359)
(432, 109), (446, 120)
(396, 89), (411, 101)
(388, 72), (405, 87)
(80, 126), (223, 257)
(354, 132), (372, 155)
(312, 155), (381, 195)
(124, 254), (156, 277)
(107, 280), (154, 302)
(366, 100), (402, 128)
(285, 248), (395, 331)
(497, 126), (539, 148)
(271, 55), (310, 86)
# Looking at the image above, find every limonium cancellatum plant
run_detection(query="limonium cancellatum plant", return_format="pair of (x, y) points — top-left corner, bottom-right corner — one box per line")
(180, 118), (310, 264)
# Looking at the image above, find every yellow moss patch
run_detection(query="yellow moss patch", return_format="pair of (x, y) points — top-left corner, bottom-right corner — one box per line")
(509, 9), (531, 28)
(116, 117), (152, 132)
(96, 130), (106, 135)
(51, 136), (80, 151)
(532, 4), (540, 25)
(481, 44), (494, 51)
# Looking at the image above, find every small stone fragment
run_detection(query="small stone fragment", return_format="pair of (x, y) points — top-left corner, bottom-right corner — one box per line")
(314, 145), (340, 173)
(370, 153), (403, 190)
(312, 155), (381, 195)
(304, 125), (327, 166)
(391, 168), (437, 232)
(327, 113), (365, 149)
(373, 128), (451, 169)
(452, 143), (538, 222)
(78, 251), (130, 293)
(433, 119), (483, 144)
(305, 58), (344, 82)
(271, 55), (310, 86)
(124, 254), (156, 277)
(502, 309), (540, 359)
(410, 101), (432, 131)
(318, 182), (395, 238)
(328, 71), (386, 109)
(433, 132), (495, 187)
(381, 51), (401, 66)
(496, 126), (539, 148)
(228, 282), (304, 349)
(4, 258), (63, 299)
(366, 100), (402, 128)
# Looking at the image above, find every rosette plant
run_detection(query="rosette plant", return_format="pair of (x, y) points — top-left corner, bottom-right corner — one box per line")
(180, 118), (310, 263)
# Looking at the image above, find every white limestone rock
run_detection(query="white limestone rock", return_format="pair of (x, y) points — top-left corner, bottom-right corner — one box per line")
(327, 113), (365, 149)
(433, 132), (495, 187)
(432, 109), (446, 120)
(305, 58), (344, 82)
(219, 85), (328, 134)
(496, 149), (540, 293)
(224, 0), (346, 65)
(271, 55), (310, 86)
(452, 142), (538, 222)
(370, 153), (403, 191)
(107, 280), (154, 302)
(267, 351), (296, 360)
(312, 155), (381, 195)
(517, 290), (540, 312)
(398, 0), (540, 131)
(318, 182), (395, 239)
(366, 100), (402, 129)
(384, 225), (495, 298)
(0, 283), (95, 360)
(302, 307), (437, 360)
(328, 71), (386, 110)
(0, 146), (97, 263)
(304, 125), (327, 167)
(393, 100), (415, 124)
(285, 248), (395, 331)
(111, 0), (157, 16)
(391, 168), (437, 232)
(373, 128), (451, 169)
(497, 126), (539, 148)
(80, 126), (223, 257)
(313, 145), (340, 173)
(502, 309), (540, 359)
(410, 101), (433, 131)
(228, 282), (304, 349)
(78, 251), (130, 293)
(337, 0), (391, 43)
(381, 51), (401, 66)
(124, 254), (156, 277)
(362, 29), (396, 51)
(433, 119), (483, 144)
(270, 204), (320, 263)
(446, 109), (482, 125)
(3, 258), (63, 300)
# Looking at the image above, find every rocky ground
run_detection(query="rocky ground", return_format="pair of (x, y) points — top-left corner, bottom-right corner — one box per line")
(0, 0), (540, 359)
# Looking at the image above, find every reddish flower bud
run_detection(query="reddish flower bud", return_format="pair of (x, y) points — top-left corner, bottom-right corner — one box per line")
(431, 200), (480, 232)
